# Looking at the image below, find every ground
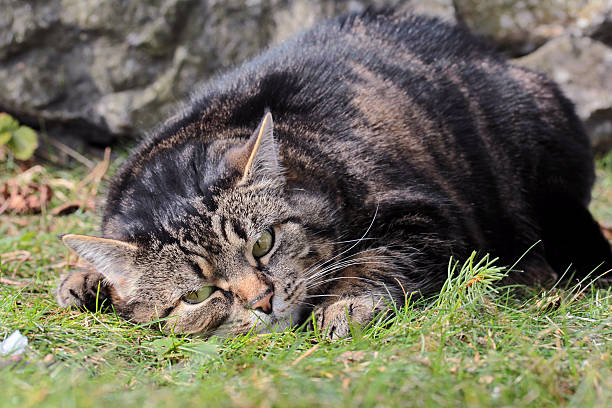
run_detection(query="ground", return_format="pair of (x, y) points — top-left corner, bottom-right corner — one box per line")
(1, 151), (611, 407)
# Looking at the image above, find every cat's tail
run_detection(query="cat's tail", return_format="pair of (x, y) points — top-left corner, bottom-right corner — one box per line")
(538, 193), (612, 286)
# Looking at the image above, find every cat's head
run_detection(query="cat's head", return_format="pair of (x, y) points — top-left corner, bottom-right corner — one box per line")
(62, 112), (336, 336)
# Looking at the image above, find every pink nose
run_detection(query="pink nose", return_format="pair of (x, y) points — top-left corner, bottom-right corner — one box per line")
(231, 273), (274, 314)
(250, 291), (273, 314)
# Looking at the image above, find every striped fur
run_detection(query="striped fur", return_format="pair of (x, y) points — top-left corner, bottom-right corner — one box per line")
(57, 11), (612, 338)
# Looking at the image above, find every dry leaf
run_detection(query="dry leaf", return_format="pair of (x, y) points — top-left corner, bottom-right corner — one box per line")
(600, 222), (612, 242)
(479, 375), (494, 384)
(50, 199), (95, 216)
(337, 351), (366, 363)
(0, 180), (52, 214)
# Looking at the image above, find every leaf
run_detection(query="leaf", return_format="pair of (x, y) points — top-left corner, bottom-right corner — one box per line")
(0, 181), (53, 215)
(179, 342), (219, 364)
(19, 231), (37, 242)
(0, 131), (11, 146)
(337, 350), (366, 363)
(147, 337), (179, 356)
(0, 113), (19, 133)
(7, 126), (38, 160)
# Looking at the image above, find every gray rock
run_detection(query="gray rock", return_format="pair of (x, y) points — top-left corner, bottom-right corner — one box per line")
(454, 0), (608, 56)
(574, 0), (612, 46)
(2, 0), (611, 154)
(0, 0), (455, 145)
(273, 0), (455, 44)
(514, 35), (612, 154)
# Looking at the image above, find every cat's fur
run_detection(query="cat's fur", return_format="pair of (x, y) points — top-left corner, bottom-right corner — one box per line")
(57, 11), (612, 339)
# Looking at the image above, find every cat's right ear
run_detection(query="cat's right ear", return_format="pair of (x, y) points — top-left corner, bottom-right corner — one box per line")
(226, 111), (283, 184)
(61, 234), (139, 298)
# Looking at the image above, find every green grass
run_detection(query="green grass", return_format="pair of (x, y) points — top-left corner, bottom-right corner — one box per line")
(1, 153), (611, 407)
(592, 152), (612, 226)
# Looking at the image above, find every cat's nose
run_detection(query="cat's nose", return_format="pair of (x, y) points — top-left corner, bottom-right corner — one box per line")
(249, 291), (273, 314)
(232, 273), (274, 314)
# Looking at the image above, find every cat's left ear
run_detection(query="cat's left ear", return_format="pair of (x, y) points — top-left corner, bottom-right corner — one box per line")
(227, 111), (283, 184)
(61, 234), (140, 299)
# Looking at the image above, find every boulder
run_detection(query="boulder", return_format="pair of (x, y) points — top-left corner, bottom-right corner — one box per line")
(1, 0), (611, 154)
(455, 0), (611, 56)
(0, 0), (454, 146)
(515, 35), (612, 154)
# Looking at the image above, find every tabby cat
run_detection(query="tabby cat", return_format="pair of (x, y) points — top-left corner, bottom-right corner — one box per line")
(57, 10), (612, 339)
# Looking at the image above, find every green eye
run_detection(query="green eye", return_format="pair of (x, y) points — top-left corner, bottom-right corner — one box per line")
(252, 229), (274, 258)
(182, 286), (214, 304)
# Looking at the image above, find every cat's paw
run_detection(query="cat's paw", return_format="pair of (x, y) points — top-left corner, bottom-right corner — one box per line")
(313, 296), (379, 340)
(56, 267), (108, 310)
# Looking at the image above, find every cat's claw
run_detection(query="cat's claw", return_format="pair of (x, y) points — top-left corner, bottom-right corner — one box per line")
(313, 297), (378, 340)
(56, 268), (108, 311)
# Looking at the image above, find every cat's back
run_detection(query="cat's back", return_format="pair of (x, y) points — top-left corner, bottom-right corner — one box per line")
(148, 9), (588, 182)
(104, 11), (591, 244)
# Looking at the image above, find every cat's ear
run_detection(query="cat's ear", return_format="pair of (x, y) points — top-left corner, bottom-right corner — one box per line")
(61, 234), (139, 298)
(226, 111), (282, 184)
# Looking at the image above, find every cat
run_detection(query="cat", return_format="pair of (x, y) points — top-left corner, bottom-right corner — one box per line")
(56, 10), (612, 339)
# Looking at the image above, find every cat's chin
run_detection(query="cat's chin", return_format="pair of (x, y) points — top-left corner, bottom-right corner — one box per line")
(250, 311), (291, 334)
(192, 311), (297, 338)
(248, 305), (307, 335)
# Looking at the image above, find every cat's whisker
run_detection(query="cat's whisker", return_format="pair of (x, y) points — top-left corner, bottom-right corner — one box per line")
(306, 266), (388, 289)
(304, 262), (390, 289)
(299, 204), (379, 278)
(303, 247), (391, 279)
(307, 271), (383, 288)
(305, 260), (391, 283)
(304, 293), (342, 299)
(304, 254), (373, 276)
(308, 237), (378, 248)
(307, 276), (383, 290)
(305, 254), (396, 281)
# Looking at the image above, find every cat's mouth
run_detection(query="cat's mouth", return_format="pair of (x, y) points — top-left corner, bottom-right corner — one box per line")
(187, 284), (310, 337)
(248, 303), (306, 334)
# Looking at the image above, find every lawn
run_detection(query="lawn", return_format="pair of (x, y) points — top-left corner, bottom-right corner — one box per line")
(1, 151), (611, 407)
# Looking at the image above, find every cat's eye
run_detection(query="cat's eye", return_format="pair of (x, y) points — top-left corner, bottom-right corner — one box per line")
(252, 229), (274, 258)
(182, 286), (214, 304)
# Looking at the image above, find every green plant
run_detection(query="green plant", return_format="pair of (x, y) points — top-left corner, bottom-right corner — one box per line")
(0, 112), (38, 160)
(1, 155), (611, 407)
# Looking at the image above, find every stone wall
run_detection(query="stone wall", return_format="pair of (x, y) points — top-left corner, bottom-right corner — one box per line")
(0, 0), (610, 152)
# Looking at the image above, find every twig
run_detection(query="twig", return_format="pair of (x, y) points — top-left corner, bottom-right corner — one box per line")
(76, 147), (111, 194)
(0, 277), (27, 286)
(1, 250), (31, 277)
(292, 344), (319, 366)
(47, 138), (96, 169)
(1, 250), (31, 262)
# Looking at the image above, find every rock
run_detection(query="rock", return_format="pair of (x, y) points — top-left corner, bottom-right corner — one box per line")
(574, 0), (612, 46)
(514, 35), (612, 154)
(2, 0), (611, 154)
(407, 0), (456, 22)
(455, 0), (610, 56)
(273, 0), (455, 43)
(0, 0), (455, 146)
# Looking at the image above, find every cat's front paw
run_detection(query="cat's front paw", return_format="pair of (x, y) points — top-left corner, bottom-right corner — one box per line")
(313, 296), (380, 340)
(56, 267), (109, 310)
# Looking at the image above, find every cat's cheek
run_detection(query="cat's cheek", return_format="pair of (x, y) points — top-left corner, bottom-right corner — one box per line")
(270, 289), (308, 328)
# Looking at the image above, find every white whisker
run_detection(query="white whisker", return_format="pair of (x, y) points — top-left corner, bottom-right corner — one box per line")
(306, 261), (387, 284)
(307, 275), (382, 290)
(300, 204), (380, 279)
(304, 250), (393, 280)
(306, 256), (394, 282)
(304, 293), (342, 299)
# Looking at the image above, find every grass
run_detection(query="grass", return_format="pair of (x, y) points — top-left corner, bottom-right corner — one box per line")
(1, 152), (611, 407)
